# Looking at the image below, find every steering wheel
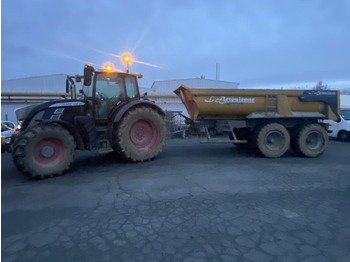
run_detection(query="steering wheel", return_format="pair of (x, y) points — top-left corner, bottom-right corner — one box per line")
(95, 91), (108, 101)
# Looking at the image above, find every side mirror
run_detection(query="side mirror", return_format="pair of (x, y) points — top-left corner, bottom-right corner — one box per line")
(83, 64), (94, 86)
(66, 79), (70, 93)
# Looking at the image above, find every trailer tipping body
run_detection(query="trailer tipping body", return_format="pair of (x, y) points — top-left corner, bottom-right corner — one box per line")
(174, 85), (339, 121)
(174, 85), (340, 159)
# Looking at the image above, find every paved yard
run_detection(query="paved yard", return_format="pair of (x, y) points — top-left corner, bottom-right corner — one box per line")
(2, 139), (350, 262)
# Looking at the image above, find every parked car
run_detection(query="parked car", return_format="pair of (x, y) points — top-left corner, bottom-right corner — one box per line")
(324, 109), (350, 142)
(1, 121), (16, 145)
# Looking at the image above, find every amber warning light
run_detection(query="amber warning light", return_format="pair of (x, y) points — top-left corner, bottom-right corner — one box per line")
(123, 55), (131, 63)
(122, 54), (132, 72)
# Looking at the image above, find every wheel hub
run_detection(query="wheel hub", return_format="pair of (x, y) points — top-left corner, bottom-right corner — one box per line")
(33, 137), (66, 168)
(129, 120), (159, 151)
(266, 131), (285, 150)
(136, 129), (144, 139)
(306, 131), (323, 150)
(41, 145), (55, 158)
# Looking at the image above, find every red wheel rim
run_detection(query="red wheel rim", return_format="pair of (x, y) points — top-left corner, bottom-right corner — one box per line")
(129, 120), (159, 151)
(32, 137), (66, 168)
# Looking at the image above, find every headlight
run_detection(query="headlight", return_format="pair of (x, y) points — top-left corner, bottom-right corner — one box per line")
(17, 121), (23, 130)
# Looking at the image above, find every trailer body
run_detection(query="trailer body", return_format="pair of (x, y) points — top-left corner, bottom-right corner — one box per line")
(174, 85), (340, 158)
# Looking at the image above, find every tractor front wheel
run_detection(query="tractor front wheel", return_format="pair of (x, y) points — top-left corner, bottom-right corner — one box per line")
(12, 124), (75, 179)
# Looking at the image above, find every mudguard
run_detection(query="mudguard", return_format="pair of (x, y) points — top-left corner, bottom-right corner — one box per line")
(113, 99), (165, 123)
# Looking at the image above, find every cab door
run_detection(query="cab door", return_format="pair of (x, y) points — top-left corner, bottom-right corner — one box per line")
(94, 73), (125, 120)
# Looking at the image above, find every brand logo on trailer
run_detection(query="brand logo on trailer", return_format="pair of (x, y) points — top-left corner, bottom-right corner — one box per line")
(204, 96), (255, 104)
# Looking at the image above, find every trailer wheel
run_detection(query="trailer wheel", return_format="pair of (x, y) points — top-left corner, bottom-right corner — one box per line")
(12, 124), (75, 179)
(291, 124), (328, 157)
(113, 106), (166, 162)
(254, 123), (290, 158)
(337, 131), (350, 142)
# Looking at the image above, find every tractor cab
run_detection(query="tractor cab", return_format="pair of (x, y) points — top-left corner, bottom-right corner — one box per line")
(81, 65), (143, 121)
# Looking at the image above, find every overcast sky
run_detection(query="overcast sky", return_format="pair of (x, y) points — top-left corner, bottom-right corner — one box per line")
(2, 0), (350, 89)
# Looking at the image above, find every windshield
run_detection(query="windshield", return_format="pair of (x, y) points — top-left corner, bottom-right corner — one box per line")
(95, 74), (124, 99)
(82, 73), (125, 99)
(340, 109), (350, 120)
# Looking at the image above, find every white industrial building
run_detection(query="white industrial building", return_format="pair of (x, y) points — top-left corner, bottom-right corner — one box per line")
(147, 78), (239, 115)
(1, 75), (71, 123)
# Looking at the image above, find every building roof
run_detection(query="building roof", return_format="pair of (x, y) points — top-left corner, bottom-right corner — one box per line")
(1, 74), (71, 93)
(150, 78), (239, 95)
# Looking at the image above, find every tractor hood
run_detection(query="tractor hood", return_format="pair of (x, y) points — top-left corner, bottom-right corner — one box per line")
(15, 104), (40, 121)
(15, 100), (85, 122)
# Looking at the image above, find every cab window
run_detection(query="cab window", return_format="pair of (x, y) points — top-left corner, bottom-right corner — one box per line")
(125, 76), (138, 99)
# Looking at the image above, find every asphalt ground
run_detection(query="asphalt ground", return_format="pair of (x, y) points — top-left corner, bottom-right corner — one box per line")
(1, 139), (350, 262)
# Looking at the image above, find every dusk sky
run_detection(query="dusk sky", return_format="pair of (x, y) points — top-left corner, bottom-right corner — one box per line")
(2, 0), (350, 89)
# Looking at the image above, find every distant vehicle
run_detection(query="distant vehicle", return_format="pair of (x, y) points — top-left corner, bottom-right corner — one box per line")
(324, 109), (350, 142)
(1, 121), (16, 144)
(1, 121), (16, 153)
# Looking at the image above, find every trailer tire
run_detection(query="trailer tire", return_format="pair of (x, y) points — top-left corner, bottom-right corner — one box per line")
(254, 123), (290, 158)
(291, 124), (328, 157)
(290, 125), (303, 156)
(12, 124), (75, 179)
(113, 106), (166, 162)
(337, 130), (350, 142)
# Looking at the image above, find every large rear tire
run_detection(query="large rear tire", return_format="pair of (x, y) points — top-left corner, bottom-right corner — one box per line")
(291, 124), (328, 157)
(113, 106), (166, 162)
(12, 124), (75, 179)
(253, 123), (290, 158)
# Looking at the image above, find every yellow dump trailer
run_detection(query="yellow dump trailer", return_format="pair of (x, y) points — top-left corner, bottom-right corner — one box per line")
(174, 85), (340, 158)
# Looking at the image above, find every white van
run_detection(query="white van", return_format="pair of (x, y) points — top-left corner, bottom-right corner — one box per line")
(324, 109), (350, 142)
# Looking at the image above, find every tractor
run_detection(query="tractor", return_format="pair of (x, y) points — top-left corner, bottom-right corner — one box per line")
(11, 64), (166, 179)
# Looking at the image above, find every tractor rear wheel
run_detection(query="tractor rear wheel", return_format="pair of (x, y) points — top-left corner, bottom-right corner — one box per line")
(253, 123), (290, 158)
(291, 124), (328, 157)
(113, 106), (166, 162)
(12, 124), (75, 179)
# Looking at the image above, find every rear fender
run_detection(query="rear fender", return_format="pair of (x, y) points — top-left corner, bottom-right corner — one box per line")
(113, 100), (165, 123)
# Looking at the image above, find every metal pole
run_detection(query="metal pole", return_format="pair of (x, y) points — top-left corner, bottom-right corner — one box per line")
(216, 63), (220, 81)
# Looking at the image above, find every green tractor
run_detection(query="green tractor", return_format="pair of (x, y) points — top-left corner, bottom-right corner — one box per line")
(12, 64), (166, 179)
